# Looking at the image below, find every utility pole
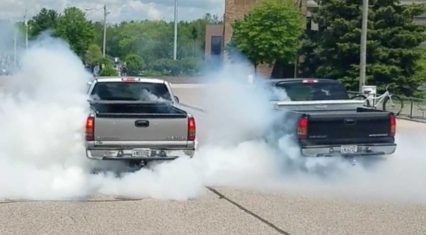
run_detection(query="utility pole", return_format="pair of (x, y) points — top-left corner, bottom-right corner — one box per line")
(103, 4), (107, 57)
(14, 26), (17, 67)
(359, 0), (369, 92)
(24, 9), (28, 49)
(173, 0), (178, 60)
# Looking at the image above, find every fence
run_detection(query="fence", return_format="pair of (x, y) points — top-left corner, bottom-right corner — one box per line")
(348, 91), (426, 122)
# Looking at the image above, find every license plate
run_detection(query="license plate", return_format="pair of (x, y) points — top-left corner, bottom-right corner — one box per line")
(340, 145), (358, 154)
(131, 149), (151, 158)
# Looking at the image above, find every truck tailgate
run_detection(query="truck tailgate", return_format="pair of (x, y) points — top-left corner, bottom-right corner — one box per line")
(92, 103), (189, 142)
(304, 111), (393, 145)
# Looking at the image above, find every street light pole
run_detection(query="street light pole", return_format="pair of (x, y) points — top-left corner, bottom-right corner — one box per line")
(173, 0), (178, 60)
(84, 5), (108, 57)
(24, 9), (28, 49)
(103, 4), (107, 57)
(359, 0), (369, 92)
(14, 26), (17, 67)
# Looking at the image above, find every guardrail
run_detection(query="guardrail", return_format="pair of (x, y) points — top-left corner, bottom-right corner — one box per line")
(348, 91), (426, 121)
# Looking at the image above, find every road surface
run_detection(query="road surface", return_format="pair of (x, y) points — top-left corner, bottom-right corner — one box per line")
(0, 81), (425, 235)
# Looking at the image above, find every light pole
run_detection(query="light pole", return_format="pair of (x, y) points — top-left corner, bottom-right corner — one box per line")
(85, 5), (109, 57)
(359, 0), (369, 92)
(173, 0), (178, 60)
(13, 23), (17, 67)
(24, 9), (28, 49)
(102, 4), (108, 57)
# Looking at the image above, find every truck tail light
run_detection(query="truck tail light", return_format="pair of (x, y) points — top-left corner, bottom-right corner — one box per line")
(86, 116), (95, 141)
(188, 116), (196, 141)
(122, 77), (138, 82)
(297, 116), (308, 140)
(389, 114), (396, 137)
(302, 79), (318, 84)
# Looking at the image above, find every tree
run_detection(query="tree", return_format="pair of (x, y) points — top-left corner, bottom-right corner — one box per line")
(85, 44), (103, 68)
(29, 8), (58, 38)
(89, 13), (221, 75)
(99, 58), (118, 76)
(55, 7), (95, 57)
(125, 54), (145, 76)
(301, 0), (426, 96)
(228, 0), (305, 70)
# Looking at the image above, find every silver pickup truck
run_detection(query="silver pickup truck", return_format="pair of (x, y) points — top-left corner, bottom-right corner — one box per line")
(85, 77), (196, 166)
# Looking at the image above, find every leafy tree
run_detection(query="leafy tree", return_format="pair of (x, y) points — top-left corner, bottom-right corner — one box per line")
(29, 8), (58, 38)
(301, 0), (426, 95)
(85, 44), (103, 68)
(178, 57), (201, 75)
(412, 48), (426, 96)
(55, 7), (95, 57)
(99, 58), (118, 76)
(125, 54), (145, 76)
(87, 12), (221, 75)
(228, 0), (305, 70)
(149, 58), (180, 75)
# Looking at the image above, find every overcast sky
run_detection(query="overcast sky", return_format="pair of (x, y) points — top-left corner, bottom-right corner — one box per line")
(0, 0), (225, 23)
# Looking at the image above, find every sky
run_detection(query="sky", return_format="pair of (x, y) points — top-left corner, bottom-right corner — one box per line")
(0, 0), (225, 23)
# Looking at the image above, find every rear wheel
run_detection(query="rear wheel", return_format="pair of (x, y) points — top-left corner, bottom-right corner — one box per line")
(383, 95), (403, 116)
(351, 94), (370, 107)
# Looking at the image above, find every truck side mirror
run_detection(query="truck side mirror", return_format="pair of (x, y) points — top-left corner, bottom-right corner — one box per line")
(174, 96), (180, 103)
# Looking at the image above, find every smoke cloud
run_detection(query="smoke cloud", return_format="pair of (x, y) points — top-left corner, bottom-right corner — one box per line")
(0, 32), (425, 204)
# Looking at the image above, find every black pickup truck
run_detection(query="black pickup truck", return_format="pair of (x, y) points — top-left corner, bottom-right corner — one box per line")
(266, 79), (396, 157)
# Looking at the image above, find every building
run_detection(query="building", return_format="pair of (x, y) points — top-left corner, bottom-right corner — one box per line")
(204, 24), (224, 66)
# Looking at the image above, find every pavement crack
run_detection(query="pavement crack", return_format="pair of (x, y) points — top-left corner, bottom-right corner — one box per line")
(206, 187), (290, 235)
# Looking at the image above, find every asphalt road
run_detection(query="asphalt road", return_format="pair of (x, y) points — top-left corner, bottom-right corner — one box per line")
(0, 81), (425, 235)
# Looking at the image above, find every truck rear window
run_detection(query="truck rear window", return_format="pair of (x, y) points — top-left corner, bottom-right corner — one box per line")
(271, 81), (349, 101)
(90, 82), (172, 101)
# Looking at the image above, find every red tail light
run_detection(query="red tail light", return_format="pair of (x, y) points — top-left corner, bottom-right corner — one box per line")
(298, 116), (308, 140)
(188, 116), (196, 141)
(389, 114), (396, 137)
(122, 77), (138, 82)
(86, 116), (95, 141)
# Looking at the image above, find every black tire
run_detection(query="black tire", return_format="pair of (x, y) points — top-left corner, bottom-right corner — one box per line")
(351, 94), (370, 107)
(383, 95), (403, 116)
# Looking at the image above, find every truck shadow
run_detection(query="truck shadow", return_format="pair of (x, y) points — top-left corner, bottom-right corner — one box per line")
(89, 160), (169, 177)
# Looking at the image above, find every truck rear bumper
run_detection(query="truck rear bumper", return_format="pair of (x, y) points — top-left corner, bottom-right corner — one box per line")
(301, 143), (396, 157)
(86, 148), (195, 160)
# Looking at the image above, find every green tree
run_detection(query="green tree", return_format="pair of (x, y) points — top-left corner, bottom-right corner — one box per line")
(85, 44), (103, 68)
(301, 0), (426, 96)
(29, 8), (58, 38)
(99, 58), (118, 76)
(125, 54), (145, 76)
(89, 13), (221, 74)
(56, 7), (95, 57)
(228, 0), (305, 70)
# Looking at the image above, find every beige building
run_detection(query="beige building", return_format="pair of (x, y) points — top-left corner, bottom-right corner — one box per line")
(204, 25), (224, 60)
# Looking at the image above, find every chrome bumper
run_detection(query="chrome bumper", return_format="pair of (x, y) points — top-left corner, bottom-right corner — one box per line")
(86, 148), (195, 160)
(301, 143), (396, 157)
